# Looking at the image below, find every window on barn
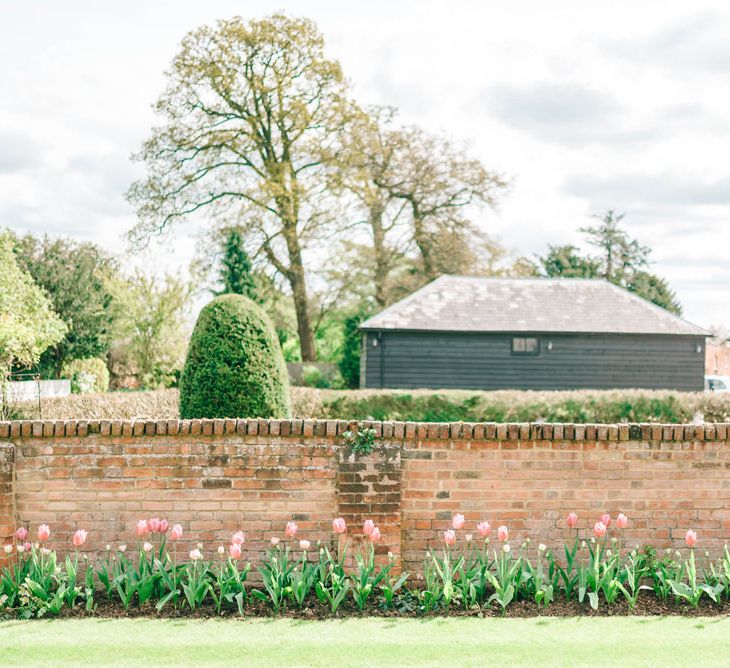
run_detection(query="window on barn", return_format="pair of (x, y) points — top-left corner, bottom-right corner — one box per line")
(512, 337), (539, 355)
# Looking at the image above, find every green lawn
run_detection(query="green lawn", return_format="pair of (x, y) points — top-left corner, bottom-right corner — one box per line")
(0, 616), (728, 667)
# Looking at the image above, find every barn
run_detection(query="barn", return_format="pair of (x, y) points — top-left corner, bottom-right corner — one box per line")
(359, 276), (708, 391)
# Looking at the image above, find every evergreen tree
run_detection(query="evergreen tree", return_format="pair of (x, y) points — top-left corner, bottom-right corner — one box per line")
(216, 228), (258, 301)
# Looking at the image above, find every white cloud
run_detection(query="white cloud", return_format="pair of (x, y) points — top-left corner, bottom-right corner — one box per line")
(0, 0), (728, 328)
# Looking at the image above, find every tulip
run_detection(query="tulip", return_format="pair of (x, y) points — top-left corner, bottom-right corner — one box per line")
(37, 524), (50, 542)
(538, 543), (547, 552)
(444, 529), (456, 546)
(231, 531), (245, 545)
(594, 521), (607, 538)
(159, 519), (169, 534)
(118, 544), (127, 553)
(229, 543), (242, 559)
(332, 517), (347, 534)
(15, 527), (28, 542)
(477, 521), (491, 538)
(217, 546), (225, 555)
(147, 517), (161, 533)
(270, 536), (280, 546)
(370, 526), (381, 542)
(285, 521), (298, 538)
(503, 543), (511, 554)
(616, 513), (628, 529)
(497, 526), (509, 542)
(685, 529), (697, 548)
(299, 539), (311, 550)
(143, 542), (153, 553)
(3, 544), (12, 554)
(170, 524), (183, 541)
(72, 529), (88, 548)
(16, 544), (25, 553)
(600, 513), (611, 528)
(566, 512), (578, 529)
(189, 548), (202, 560)
(465, 534), (473, 543)
(136, 520), (148, 538)
(363, 519), (375, 536)
(452, 513), (465, 531)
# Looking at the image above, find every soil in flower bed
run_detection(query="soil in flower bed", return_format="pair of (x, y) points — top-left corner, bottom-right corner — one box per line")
(50, 592), (730, 621)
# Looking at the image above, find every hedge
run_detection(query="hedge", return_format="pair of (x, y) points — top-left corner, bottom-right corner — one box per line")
(299, 388), (730, 424)
(179, 295), (290, 419)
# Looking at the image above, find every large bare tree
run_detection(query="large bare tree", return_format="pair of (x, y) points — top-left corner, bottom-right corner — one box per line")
(127, 14), (350, 360)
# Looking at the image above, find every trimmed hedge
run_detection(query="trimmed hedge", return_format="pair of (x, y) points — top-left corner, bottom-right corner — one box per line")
(179, 295), (290, 419)
(301, 388), (730, 424)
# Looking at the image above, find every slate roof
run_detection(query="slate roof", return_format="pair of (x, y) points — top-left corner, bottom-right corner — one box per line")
(360, 276), (708, 336)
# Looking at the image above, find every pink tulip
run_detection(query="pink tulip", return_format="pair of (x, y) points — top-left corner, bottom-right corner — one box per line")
(189, 548), (202, 560)
(685, 529), (697, 548)
(299, 539), (311, 550)
(270, 536), (280, 546)
(600, 513), (611, 528)
(231, 531), (245, 545)
(170, 524), (183, 541)
(229, 543), (242, 559)
(332, 517), (347, 534)
(497, 526), (509, 542)
(158, 519), (169, 534)
(444, 529), (456, 546)
(616, 513), (628, 529)
(147, 517), (161, 533)
(594, 521), (607, 538)
(72, 529), (88, 548)
(37, 524), (50, 542)
(15, 527), (28, 542)
(452, 514), (465, 531)
(566, 512), (578, 529)
(477, 521), (491, 538)
(285, 521), (298, 538)
(136, 519), (148, 538)
(143, 542), (153, 553)
(370, 526), (381, 542)
(363, 519), (375, 536)
(23, 541), (32, 552)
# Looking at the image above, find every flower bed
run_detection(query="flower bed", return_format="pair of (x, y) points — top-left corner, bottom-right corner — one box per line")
(2, 513), (729, 619)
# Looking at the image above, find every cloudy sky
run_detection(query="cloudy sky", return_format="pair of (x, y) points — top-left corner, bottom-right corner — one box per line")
(1, 0), (728, 327)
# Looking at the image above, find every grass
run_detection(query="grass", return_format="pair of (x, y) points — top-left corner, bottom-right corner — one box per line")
(1, 617), (730, 667)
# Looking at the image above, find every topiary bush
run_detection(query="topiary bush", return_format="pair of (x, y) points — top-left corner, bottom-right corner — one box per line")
(179, 294), (290, 419)
(60, 357), (110, 394)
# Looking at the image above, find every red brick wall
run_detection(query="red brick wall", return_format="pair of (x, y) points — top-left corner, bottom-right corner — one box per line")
(2, 419), (730, 571)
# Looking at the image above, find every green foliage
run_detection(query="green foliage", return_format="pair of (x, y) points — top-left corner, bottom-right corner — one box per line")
(10, 232), (117, 378)
(61, 358), (110, 394)
(338, 312), (364, 388)
(215, 228), (258, 301)
(536, 210), (682, 314)
(180, 294), (291, 419)
(0, 232), (66, 387)
(108, 270), (193, 389)
(315, 388), (706, 424)
(343, 427), (377, 455)
(301, 365), (331, 389)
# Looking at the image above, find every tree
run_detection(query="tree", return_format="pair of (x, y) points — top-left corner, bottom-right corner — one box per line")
(0, 232), (66, 415)
(536, 211), (682, 314)
(215, 227), (258, 300)
(538, 244), (600, 278)
(179, 294), (290, 419)
(108, 270), (193, 388)
(338, 311), (366, 388)
(11, 233), (118, 378)
(127, 14), (351, 361)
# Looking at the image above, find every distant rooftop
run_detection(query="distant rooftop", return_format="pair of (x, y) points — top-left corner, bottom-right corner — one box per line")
(360, 276), (708, 336)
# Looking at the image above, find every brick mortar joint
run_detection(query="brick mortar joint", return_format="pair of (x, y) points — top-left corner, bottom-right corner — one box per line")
(0, 419), (727, 443)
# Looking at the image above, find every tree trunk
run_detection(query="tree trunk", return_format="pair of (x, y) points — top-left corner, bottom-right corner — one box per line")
(412, 216), (437, 280)
(282, 224), (317, 362)
(370, 203), (388, 308)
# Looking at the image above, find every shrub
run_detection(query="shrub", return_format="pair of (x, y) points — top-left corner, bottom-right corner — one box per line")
(179, 294), (290, 419)
(60, 358), (110, 394)
(337, 312), (365, 389)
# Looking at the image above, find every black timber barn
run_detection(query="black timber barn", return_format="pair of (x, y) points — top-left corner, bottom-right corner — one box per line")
(359, 277), (708, 391)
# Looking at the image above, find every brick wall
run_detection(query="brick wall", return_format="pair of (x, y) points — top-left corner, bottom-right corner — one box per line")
(2, 419), (730, 572)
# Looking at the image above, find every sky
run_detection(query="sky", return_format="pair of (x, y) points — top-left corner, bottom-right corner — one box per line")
(1, 0), (729, 328)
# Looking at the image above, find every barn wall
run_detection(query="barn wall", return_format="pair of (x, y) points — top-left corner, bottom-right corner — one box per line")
(362, 331), (705, 391)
